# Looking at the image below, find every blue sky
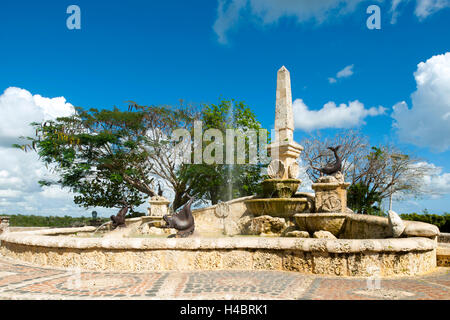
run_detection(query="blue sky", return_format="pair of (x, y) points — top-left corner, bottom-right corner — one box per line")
(0, 0), (449, 216)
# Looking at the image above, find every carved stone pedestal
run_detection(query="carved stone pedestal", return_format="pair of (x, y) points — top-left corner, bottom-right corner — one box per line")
(147, 196), (170, 218)
(312, 176), (350, 213)
(0, 216), (10, 234)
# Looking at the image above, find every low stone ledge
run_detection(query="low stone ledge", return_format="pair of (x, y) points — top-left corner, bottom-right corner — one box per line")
(403, 220), (439, 238)
(346, 213), (390, 226)
(437, 244), (450, 267)
(0, 228), (436, 253)
(0, 227), (438, 276)
(342, 213), (439, 239)
(8, 227), (53, 232)
(438, 233), (450, 243)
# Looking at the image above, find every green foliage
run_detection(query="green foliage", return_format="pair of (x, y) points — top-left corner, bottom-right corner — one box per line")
(178, 99), (267, 205)
(400, 212), (450, 232)
(7, 214), (109, 228)
(17, 103), (190, 210)
(347, 182), (383, 215)
(125, 211), (146, 219)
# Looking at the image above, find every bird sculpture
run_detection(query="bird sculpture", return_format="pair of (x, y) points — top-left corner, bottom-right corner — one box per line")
(163, 196), (195, 238)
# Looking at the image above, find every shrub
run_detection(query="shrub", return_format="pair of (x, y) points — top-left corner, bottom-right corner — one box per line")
(400, 212), (450, 233)
(126, 211), (146, 219)
(7, 214), (109, 228)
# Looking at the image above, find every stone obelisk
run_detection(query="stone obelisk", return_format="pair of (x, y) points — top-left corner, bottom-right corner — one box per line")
(267, 66), (303, 180)
(275, 66), (294, 143)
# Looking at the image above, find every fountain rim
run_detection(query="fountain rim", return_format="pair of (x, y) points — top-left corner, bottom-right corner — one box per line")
(244, 198), (309, 203)
(0, 227), (436, 253)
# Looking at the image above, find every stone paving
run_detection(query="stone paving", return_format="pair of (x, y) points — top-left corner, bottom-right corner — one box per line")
(0, 255), (448, 300)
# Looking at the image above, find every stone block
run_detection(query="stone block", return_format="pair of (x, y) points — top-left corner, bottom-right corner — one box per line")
(253, 250), (283, 270)
(313, 231), (337, 239)
(282, 251), (313, 273)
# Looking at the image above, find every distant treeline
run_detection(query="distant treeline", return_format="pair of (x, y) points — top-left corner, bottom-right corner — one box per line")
(6, 212), (147, 228)
(7, 214), (110, 228)
(4, 212), (449, 233)
(400, 213), (450, 233)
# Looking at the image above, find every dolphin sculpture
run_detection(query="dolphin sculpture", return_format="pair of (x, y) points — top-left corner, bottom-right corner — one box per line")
(163, 196), (195, 238)
(314, 145), (342, 176)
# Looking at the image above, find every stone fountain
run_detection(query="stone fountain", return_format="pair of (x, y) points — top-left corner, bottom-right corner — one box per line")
(243, 67), (352, 238)
(0, 66), (441, 277)
(245, 66), (310, 219)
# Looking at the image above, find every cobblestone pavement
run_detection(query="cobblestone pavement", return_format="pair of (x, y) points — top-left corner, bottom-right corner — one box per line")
(0, 256), (448, 300)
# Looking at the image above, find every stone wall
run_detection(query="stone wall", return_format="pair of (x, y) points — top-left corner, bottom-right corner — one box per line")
(0, 227), (437, 276)
(8, 227), (50, 232)
(340, 213), (440, 239)
(0, 216), (9, 235)
(438, 233), (450, 243)
(192, 196), (254, 233)
(437, 243), (450, 267)
(341, 214), (391, 239)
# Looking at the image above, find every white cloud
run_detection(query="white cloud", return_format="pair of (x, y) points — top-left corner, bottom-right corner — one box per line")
(413, 161), (450, 196)
(390, 0), (450, 23)
(214, 0), (450, 43)
(329, 64), (355, 84)
(415, 0), (450, 19)
(392, 52), (450, 152)
(0, 87), (74, 148)
(390, 0), (407, 23)
(0, 87), (116, 217)
(293, 99), (386, 131)
(213, 0), (366, 44)
(336, 64), (354, 78)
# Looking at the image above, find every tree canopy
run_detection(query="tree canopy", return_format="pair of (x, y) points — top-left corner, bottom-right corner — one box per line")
(17, 98), (267, 211)
(16, 103), (197, 210)
(178, 99), (268, 205)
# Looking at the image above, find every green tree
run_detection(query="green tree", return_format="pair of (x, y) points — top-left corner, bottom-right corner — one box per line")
(16, 103), (195, 210)
(400, 211), (450, 232)
(347, 183), (383, 215)
(178, 99), (267, 205)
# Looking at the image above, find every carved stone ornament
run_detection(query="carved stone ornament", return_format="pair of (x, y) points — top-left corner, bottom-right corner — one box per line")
(215, 202), (231, 218)
(288, 162), (300, 179)
(321, 194), (342, 212)
(267, 159), (285, 179)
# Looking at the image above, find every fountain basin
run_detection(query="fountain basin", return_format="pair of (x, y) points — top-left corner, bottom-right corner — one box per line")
(0, 227), (437, 276)
(294, 213), (348, 237)
(261, 179), (301, 198)
(245, 198), (309, 218)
